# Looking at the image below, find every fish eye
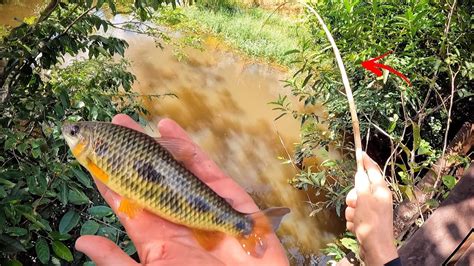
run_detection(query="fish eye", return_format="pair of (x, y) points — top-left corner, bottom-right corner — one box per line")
(70, 125), (80, 136)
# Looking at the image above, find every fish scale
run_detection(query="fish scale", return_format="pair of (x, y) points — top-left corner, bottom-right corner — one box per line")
(76, 122), (251, 235)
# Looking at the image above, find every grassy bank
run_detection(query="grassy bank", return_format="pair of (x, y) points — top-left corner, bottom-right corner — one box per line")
(180, 6), (308, 66)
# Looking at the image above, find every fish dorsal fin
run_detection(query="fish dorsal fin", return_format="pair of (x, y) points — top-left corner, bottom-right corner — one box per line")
(191, 229), (225, 251)
(237, 207), (290, 257)
(155, 137), (197, 162)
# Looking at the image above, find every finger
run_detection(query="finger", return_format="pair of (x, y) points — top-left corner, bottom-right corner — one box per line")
(76, 235), (138, 266)
(363, 153), (386, 188)
(345, 207), (355, 222)
(93, 169), (194, 259)
(346, 222), (354, 233)
(158, 118), (258, 213)
(112, 114), (144, 133)
(136, 240), (224, 265)
(373, 186), (393, 203)
(354, 170), (371, 195)
(345, 188), (357, 208)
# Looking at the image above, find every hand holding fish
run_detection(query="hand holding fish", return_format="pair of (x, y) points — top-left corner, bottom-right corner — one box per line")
(71, 114), (289, 265)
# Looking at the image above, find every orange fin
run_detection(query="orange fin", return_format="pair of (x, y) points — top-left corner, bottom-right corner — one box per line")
(237, 207), (290, 258)
(72, 141), (86, 157)
(118, 198), (143, 219)
(191, 229), (225, 251)
(155, 137), (197, 162)
(86, 159), (109, 184)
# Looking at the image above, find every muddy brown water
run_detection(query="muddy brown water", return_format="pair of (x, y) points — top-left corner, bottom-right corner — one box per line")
(1, 2), (345, 263)
(106, 24), (346, 262)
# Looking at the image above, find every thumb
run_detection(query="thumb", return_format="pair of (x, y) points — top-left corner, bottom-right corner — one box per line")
(354, 170), (371, 195)
(76, 235), (138, 266)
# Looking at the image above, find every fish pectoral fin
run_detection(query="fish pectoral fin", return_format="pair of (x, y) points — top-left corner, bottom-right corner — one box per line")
(86, 159), (109, 184)
(191, 229), (225, 251)
(118, 198), (143, 219)
(155, 137), (197, 162)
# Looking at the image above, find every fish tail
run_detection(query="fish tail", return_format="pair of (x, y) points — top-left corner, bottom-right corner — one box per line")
(237, 207), (290, 257)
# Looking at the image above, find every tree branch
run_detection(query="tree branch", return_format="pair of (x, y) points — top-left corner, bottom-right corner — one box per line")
(302, 2), (363, 173)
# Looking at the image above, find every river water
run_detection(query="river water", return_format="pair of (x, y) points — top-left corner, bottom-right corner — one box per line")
(1, 2), (345, 263)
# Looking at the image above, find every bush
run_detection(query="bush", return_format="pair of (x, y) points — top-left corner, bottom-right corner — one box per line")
(0, 0), (169, 263)
(272, 0), (472, 255)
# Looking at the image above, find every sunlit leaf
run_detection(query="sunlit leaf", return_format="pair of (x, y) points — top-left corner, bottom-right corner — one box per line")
(442, 175), (456, 190)
(340, 237), (358, 254)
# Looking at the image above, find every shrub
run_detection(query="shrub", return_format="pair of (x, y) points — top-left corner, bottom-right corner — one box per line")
(0, 0), (170, 263)
(273, 0), (472, 246)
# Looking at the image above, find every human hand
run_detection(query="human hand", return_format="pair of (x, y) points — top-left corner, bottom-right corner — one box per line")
(75, 114), (289, 266)
(345, 153), (398, 265)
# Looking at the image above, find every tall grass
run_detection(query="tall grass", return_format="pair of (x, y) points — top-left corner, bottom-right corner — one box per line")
(182, 6), (308, 65)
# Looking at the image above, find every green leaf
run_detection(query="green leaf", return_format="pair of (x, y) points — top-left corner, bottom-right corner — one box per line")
(399, 185), (415, 201)
(59, 210), (80, 234)
(0, 235), (26, 253)
(340, 237), (359, 254)
(425, 199), (439, 209)
(417, 139), (433, 155)
(49, 232), (72, 241)
(59, 89), (70, 109)
(35, 238), (50, 264)
(442, 175), (456, 190)
(4, 259), (22, 266)
(58, 182), (69, 205)
(52, 241), (73, 262)
(412, 122), (421, 151)
(97, 226), (118, 241)
(68, 188), (90, 205)
(80, 220), (100, 235)
(0, 186), (6, 198)
(321, 160), (337, 167)
(32, 148), (41, 158)
(20, 211), (51, 231)
(301, 73), (313, 88)
(108, 0), (117, 13)
(123, 241), (136, 255)
(83, 261), (96, 266)
(72, 168), (92, 188)
(387, 114), (398, 133)
(6, 227), (28, 236)
(4, 136), (17, 150)
(283, 49), (300, 56)
(88, 206), (113, 218)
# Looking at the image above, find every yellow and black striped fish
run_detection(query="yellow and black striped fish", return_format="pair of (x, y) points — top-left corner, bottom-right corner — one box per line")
(62, 121), (290, 257)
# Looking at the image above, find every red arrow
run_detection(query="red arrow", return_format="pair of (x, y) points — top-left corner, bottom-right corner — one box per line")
(361, 51), (412, 86)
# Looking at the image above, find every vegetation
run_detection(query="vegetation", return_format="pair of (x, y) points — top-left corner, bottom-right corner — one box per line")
(270, 0), (472, 259)
(157, 5), (308, 65)
(0, 0), (171, 264)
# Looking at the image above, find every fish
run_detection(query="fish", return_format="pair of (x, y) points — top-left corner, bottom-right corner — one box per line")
(62, 121), (290, 257)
